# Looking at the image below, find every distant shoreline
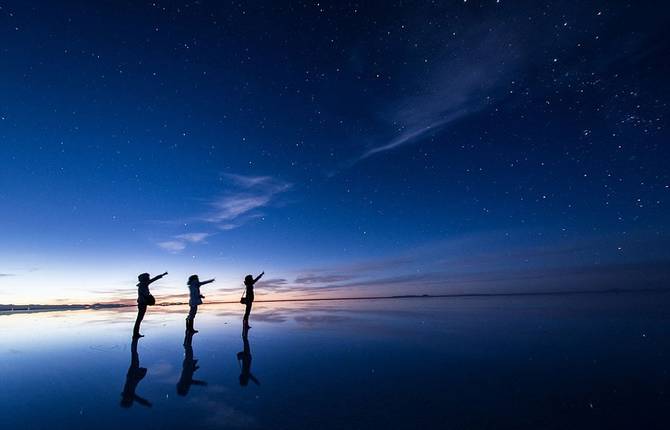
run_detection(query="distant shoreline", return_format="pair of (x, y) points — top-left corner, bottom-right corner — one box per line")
(1, 287), (668, 315)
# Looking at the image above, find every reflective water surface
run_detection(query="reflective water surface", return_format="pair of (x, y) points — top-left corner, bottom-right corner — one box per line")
(1, 294), (669, 429)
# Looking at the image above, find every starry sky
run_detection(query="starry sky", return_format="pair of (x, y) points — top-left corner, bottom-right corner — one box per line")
(1, 1), (669, 305)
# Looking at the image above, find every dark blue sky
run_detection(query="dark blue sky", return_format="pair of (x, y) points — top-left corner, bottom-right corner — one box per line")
(1, 1), (668, 303)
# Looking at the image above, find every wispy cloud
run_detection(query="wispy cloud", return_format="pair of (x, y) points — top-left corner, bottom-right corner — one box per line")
(157, 240), (187, 253)
(222, 232), (670, 297)
(157, 232), (211, 253)
(0, 267), (38, 277)
(256, 278), (292, 291)
(175, 232), (210, 243)
(222, 173), (280, 188)
(203, 174), (291, 227)
(349, 28), (521, 164)
(312, 260), (670, 295)
(218, 278), (292, 293)
(155, 173), (291, 252)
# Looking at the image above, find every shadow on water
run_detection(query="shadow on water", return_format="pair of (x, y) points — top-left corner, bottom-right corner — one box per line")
(120, 338), (152, 408)
(236, 326), (260, 387)
(177, 332), (208, 396)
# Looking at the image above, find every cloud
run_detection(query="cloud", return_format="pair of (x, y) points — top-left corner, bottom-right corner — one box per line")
(313, 260), (670, 294)
(207, 195), (272, 222)
(237, 232), (670, 297)
(348, 26), (522, 165)
(218, 223), (243, 231)
(348, 5), (659, 168)
(223, 173), (278, 188)
(155, 173), (290, 252)
(356, 119), (454, 161)
(157, 241), (187, 252)
(175, 232), (210, 243)
(218, 278), (292, 293)
(0, 273), (15, 277)
(257, 278), (291, 290)
(157, 232), (210, 253)
(204, 174), (291, 226)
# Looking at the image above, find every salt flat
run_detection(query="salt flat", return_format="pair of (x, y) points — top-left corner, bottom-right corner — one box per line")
(1, 294), (669, 429)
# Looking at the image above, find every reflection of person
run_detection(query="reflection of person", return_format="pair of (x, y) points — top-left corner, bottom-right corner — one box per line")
(186, 275), (215, 333)
(120, 338), (152, 408)
(177, 332), (208, 396)
(242, 271), (264, 328)
(236, 327), (260, 387)
(133, 271), (167, 338)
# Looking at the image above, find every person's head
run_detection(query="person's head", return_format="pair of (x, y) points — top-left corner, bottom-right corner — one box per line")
(244, 275), (253, 285)
(188, 274), (199, 285)
(137, 273), (150, 284)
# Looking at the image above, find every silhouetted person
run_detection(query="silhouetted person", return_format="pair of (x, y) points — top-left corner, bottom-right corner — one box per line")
(186, 274), (215, 333)
(236, 326), (260, 387)
(177, 332), (208, 396)
(242, 271), (264, 328)
(120, 338), (152, 408)
(133, 271), (167, 338)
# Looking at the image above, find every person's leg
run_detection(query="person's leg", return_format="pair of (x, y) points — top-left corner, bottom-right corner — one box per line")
(133, 304), (147, 337)
(243, 300), (253, 325)
(187, 305), (199, 333)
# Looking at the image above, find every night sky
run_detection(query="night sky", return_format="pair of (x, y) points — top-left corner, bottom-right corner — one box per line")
(1, 1), (668, 304)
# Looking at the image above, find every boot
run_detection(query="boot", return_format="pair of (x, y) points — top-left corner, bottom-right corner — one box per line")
(133, 322), (144, 338)
(186, 319), (198, 334)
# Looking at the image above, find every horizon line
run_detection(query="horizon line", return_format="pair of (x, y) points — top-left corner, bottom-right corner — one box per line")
(2, 286), (668, 314)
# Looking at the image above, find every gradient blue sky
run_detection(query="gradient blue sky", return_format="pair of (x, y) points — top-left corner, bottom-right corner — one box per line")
(1, 1), (669, 304)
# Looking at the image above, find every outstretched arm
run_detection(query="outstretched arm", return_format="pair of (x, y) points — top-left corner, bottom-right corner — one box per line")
(149, 272), (168, 284)
(253, 272), (265, 283)
(200, 278), (215, 286)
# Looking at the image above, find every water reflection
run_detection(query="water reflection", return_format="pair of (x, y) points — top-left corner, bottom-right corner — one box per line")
(177, 332), (208, 396)
(5, 296), (669, 429)
(236, 327), (260, 387)
(120, 338), (152, 408)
